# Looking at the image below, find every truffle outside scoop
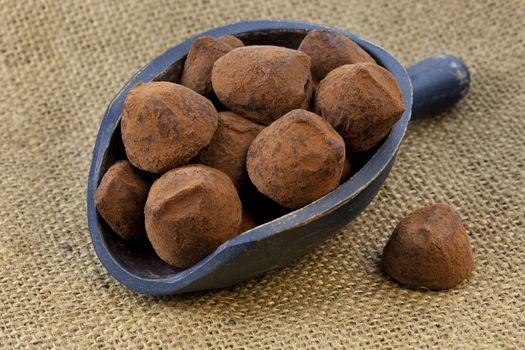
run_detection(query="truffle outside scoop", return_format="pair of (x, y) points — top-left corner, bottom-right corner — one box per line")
(382, 203), (474, 290)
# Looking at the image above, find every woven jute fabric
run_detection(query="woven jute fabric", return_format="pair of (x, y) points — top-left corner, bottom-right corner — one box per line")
(1, 0), (524, 348)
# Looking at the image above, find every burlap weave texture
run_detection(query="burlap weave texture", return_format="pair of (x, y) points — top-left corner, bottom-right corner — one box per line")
(0, 0), (524, 348)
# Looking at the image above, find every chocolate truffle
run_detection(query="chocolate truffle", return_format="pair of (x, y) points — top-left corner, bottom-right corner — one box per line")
(95, 160), (150, 241)
(340, 157), (352, 184)
(198, 111), (264, 188)
(212, 45), (313, 125)
(299, 29), (376, 82)
(121, 82), (218, 173)
(315, 63), (405, 152)
(180, 35), (244, 96)
(382, 203), (474, 290)
(145, 165), (242, 268)
(247, 109), (345, 209)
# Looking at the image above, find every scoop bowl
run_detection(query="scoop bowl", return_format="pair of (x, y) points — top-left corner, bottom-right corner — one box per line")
(87, 20), (470, 295)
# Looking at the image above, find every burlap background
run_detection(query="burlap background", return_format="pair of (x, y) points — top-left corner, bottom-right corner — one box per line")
(1, 0), (524, 348)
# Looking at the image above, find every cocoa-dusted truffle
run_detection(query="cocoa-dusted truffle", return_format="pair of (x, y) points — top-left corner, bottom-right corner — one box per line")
(121, 82), (218, 173)
(145, 165), (242, 268)
(95, 160), (150, 241)
(212, 45), (313, 125)
(180, 35), (244, 96)
(198, 111), (264, 188)
(340, 157), (352, 184)
(299, 29), (376, 82)
(382, 203), (474, 290)
(247, 109), (345, 209)
(315, 63), (405, 152)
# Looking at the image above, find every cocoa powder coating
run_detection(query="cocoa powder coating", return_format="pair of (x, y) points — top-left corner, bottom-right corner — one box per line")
(211, 45), (313, 125)
(298, 29), (376, 82)
(382, 203), (474, 290)
(198, 111), (264, 188)
(95, 160), (150, 241)
(315, 63), (405, 152)
(121, 82), (218, 173)
(247, 109), (345, 209)
(180, 35), (244, 96)
(144, 165), (242, 268)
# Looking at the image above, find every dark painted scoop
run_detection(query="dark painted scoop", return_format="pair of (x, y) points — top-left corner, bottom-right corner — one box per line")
(87, 20), (470, 295)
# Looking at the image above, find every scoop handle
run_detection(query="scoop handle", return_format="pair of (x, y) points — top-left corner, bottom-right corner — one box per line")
(407, 55), (470, 118)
